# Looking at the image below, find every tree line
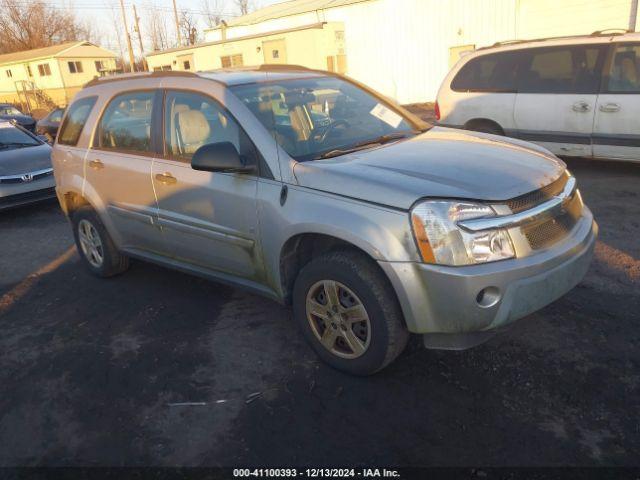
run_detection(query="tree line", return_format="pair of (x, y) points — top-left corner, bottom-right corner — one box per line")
(0, 0), (256, 56)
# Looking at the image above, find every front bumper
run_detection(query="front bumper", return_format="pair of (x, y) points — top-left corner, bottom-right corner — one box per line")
(0, 177), (57, 211)
(379, 207), (597, 345)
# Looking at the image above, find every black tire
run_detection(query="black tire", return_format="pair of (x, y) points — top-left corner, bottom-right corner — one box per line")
(292, 250), (409, 375)
(71, 206), (129, 278)
(465, 120), (504, 136)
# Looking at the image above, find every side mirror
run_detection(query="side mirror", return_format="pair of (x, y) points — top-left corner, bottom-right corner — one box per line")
(191, 142), (254, 173)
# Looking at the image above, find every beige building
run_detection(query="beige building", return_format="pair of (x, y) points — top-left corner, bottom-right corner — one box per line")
(146, 0), (639, 103)
(0, 41), (118, 112)
(146, 22), (347, 75)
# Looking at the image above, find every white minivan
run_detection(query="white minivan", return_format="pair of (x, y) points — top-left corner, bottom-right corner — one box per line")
(436, 31), (640, 161)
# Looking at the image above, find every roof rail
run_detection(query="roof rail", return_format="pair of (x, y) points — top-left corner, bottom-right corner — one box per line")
(591, 28), (632, 35)
(480, 30), (632, 51)
(256, 64), (311, 71)
(84, 70), (199, 88)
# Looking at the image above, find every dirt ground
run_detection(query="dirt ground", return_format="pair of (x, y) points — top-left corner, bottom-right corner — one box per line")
(0, 149), (639, 467)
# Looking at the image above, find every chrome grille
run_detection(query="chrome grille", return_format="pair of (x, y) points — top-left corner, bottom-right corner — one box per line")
(506, 172), (569, 214)
(521, 190), (582, 251)
(0, 168), (53, 184)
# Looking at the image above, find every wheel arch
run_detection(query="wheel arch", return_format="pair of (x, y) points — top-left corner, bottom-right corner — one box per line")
(278, 232), (393, 307)
(463, 118), (505, 135)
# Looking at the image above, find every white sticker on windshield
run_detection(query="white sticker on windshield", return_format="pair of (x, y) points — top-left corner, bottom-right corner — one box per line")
(370, 103), (402, 128)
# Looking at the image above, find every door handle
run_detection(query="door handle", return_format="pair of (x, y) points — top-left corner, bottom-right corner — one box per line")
(88, 159), (104, 170)
(599, 103), (621, 113)
(155, 172), (177, 185)
(572, 101), (591, 113)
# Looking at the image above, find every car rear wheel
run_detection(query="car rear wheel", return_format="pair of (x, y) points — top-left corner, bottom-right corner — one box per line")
(292, 250), (409, 375)
(72, 207), (129, 277)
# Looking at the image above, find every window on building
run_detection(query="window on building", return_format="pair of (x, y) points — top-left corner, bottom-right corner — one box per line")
(37, 64), (51, 76)
(68, 61), (83, 74)
(97, 91), (155, 152)
(606, 44), (640, 93)
(220, 54), (243, 68)
(6, 69), (12, 78)
(518, 45), (607, 94)
(27, 65), (33, 76)
(183, 60), (191, 70)
(161, 65), (172, 71)
(58, 96), (98, 146)
(94, 60), (106, 72)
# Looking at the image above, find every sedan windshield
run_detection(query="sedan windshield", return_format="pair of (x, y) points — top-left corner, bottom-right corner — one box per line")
(0, 106), (24, 116)
(231, 76), (422, 161)
(0, 123), (39, 149)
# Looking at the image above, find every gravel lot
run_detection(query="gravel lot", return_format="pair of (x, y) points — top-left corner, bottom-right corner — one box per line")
(0, 153), (638, 467)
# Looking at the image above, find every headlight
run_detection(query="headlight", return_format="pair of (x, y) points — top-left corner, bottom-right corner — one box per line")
(411, 200), (515, 266)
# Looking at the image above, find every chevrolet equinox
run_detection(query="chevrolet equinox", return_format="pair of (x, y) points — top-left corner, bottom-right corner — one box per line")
(52, 66), (597, 375)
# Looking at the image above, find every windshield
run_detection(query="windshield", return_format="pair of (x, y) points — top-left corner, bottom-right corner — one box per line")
(0, 106), (23, 116)
(0, 123), (39, 149)
(231, 76), (420, 161)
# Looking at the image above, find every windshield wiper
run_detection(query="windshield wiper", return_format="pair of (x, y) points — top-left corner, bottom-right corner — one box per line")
(315, 131), (418, 160)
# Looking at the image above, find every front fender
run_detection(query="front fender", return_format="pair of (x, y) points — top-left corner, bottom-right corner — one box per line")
(257, 181), (420, 298)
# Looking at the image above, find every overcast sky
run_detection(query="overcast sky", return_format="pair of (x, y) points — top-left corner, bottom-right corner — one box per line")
(51, 0), (284, 56)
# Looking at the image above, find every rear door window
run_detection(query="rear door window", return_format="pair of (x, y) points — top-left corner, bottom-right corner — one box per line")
(518, 45), (607, 94)
(57, 96), (97, 146)
(96, 91), (155, 153)
(605, 44), (640, 93)
(451, 51), (521, 92)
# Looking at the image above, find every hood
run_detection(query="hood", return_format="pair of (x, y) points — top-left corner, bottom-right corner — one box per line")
(0, 142), (52, 176)
(0, 114), (35, 126)
(293, 127), (566, 210)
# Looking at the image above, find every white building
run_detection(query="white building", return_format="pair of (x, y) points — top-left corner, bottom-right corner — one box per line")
(150, 0), (638, 104)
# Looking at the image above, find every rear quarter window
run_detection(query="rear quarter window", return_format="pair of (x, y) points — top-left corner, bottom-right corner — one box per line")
(451, 51), (520, 92)
(57, 96), (98, 146)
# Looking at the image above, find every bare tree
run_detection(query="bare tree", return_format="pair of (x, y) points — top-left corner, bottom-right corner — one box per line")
(179, 10), (199, 46)
(146, 7), (170, 52)
(234, 0), (251, 15)
(0, 0), (94, 53)
(202, 0), (224, 28)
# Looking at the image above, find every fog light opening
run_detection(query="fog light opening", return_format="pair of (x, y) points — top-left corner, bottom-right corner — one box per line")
(476, 287), (501, 308)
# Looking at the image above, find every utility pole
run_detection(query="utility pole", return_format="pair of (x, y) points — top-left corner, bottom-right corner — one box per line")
(172, 0), (183, 47)
(630, 0), (638, 32)
(132, 4), (148, 71)
(119, 0), (136, 72)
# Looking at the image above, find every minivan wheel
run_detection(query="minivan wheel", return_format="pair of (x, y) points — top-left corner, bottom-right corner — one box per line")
(72, 207), (129, 278)
(465, 120), (504, 136)
(292, 250), (409, 375)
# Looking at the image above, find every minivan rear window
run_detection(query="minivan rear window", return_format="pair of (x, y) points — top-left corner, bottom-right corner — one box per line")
(451, 51), (520, 92)
(57, 96), (97, 146)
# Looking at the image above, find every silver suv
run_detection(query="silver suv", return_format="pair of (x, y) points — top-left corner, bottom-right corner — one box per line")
(52, 66), (597, 375)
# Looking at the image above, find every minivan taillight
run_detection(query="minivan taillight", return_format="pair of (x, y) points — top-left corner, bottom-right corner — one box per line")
(434, 101), (441, 121)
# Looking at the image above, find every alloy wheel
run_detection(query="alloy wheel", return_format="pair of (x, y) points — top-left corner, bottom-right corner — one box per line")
(305, 280), (371, 359)
(78, 219), (104, 268)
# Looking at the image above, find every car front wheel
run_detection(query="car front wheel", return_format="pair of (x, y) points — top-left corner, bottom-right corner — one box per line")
(293, 250), (409, 375)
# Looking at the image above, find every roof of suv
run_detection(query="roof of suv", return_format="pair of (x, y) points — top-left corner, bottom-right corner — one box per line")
(476, 30), (640, 54)
(83, 65), (328, 89)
